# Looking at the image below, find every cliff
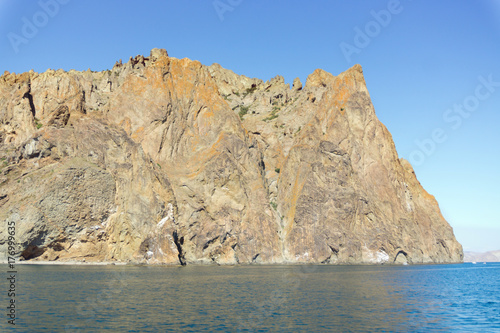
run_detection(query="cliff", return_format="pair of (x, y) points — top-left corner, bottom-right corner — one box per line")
(0, 48), (463, 265)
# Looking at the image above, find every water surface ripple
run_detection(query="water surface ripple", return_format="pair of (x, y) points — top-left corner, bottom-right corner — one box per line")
(4, 263), (500, 332)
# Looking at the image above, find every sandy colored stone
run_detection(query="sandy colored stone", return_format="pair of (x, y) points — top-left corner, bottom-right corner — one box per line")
(0, 49), (462, 265)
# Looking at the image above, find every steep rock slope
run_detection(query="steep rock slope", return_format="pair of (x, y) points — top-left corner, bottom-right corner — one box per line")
(0, 49), (463, 264)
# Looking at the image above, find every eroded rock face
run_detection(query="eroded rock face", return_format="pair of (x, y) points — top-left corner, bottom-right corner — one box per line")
(0, 49), (463, 264)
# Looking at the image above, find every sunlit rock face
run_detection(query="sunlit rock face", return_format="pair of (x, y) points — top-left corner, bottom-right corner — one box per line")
(0, 49), (463, 265)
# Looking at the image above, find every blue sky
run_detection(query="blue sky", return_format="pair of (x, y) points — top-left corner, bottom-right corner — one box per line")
(1, 0), (499, 252)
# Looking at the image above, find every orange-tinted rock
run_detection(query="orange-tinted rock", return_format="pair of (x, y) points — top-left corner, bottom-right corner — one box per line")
(0, 49), (462, 264)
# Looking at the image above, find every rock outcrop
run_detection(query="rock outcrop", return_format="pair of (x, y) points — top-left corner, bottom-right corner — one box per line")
(0, 48), (463, 264)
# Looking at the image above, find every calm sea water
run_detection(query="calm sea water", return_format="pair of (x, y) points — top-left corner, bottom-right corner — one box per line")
(2, 263), (500, 332)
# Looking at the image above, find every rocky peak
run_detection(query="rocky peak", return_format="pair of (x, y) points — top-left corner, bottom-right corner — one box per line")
(292, 77), (302, 91)
(207, 63), (263, 96)
(305, 68), (336, 89)
(150, 47), (168, 61)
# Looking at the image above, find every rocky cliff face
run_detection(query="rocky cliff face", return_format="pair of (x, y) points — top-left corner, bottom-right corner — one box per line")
(0, 49), (463, 264)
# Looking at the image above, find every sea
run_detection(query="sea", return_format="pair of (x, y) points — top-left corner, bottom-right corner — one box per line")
(2, 263), (500, 332)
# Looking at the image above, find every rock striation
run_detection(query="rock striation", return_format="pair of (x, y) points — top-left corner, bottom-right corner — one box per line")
(0, 49), (463, 264)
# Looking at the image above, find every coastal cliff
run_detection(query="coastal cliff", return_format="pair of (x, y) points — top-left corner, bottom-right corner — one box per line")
(0, 49), (463, 264)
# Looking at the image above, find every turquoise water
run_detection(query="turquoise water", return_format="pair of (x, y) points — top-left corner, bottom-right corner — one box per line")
(2, 263), (500, 332)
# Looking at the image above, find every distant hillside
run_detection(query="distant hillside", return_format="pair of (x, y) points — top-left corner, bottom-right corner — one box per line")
(464, 250), (500, 262)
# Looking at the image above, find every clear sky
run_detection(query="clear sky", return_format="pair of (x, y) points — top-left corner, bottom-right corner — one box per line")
(1, 0), (499, 252)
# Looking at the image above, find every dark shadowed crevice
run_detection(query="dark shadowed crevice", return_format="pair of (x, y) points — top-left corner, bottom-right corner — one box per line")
(23, 91), (36, 118)
(173, 231), (186, 266)
(202, 236), (219, 250)
(394, 250), (409, 264)
(21, 245), (46, 260)
(322, 245), (339, 264)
